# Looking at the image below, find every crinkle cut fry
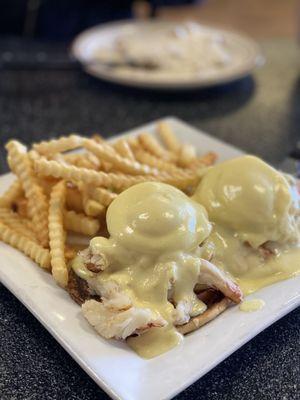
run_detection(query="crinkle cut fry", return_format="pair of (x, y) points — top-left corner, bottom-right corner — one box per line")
(12, 199), (44, 225)
(14, 197), (28, 217)
(65, 245), (77, 261)
(0, 180), (23, 208)
(126, 136), (140, 151)
(138, 132), (176, 161)
(64, 210), (100, 235)
(83, 139), (160, 176)
(161, 169), (200, 189)
(83, 199), (105, 217)
(5, 141), (49, 247)
(189, 152), (218, 169)
(34, 156), (199, 190)
(178, 144), (197, 167)
(157, 121), (181, 153)
(85, 152), (101, 170)
(176, 298), (231, 335)
(21, 217), (36, 232)
(49, 180), (68, 287)
(34, 156), (146, 188)
(33, 134), (83, 155)
(92, 133), (105, 143)
(0, 221), (50, 269)
(62, 153), (100, 170)
(89, 187), (117, 207)
(113, 138), (135, 161)
(79, 184), (106, 217)
(133, 148), (183, 173)
(0, 207), (37, 241)
(37, 176), (59, 196)
(66, 186), (83, 212)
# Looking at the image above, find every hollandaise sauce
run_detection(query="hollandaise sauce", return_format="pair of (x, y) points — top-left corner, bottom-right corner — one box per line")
(72, 182), (212, 358)
(193, 155), (300, 296)
(239, 299), (265, 312)
(200, 226), (300, 296)
(127, 326), (183, 359)
(237, 248), (300, 295)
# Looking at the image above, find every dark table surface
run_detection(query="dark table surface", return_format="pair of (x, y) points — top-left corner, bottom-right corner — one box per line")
(0, 37), (299, 400)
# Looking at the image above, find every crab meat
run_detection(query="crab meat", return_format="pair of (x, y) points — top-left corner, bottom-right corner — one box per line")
(79, 248), (109, 272)
(173, 300), (194, 325)
(82, 280), (166, 340)
(81, 256), (242, 339)
(82, 300), (166, 340)
(199, 258), (243, 303)
(87, 279), (132, 310)
(170, 256), (241, 324)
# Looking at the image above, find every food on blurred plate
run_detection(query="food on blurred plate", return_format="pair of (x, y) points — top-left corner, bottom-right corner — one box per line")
(0, 121), (299, 358)
(96, 22), (232, 79)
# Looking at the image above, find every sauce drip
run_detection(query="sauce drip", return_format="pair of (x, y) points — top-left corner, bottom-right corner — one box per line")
(239, 299), (265, 312)
(127, 326), (183, 359)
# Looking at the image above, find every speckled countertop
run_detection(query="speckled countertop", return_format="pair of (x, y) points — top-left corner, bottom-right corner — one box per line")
(0, 37), (299, 400)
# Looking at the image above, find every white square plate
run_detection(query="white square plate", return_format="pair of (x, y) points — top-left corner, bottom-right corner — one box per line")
(0, 117), (299, 400)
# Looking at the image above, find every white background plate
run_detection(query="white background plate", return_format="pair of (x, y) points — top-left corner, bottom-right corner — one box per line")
(0, 117), (299, 400)
(71, 20), (263, 89)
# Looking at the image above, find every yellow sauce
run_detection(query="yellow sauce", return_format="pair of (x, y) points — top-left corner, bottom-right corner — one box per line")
(193, 155), (300, 297)
(72, 254), (94, 280)
(193, 155), (298, 248)
(201, 225), (300, 295)
(127, 326), (183, 359)
(107, 181), (211, 253)
(72, 182), (211, 358)
(237, 248), (300, 295)
(239, 299), (265, 312)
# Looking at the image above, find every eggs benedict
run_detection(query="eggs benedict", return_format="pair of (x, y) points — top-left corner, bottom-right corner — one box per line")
(193, 155), (300, 294)
(71, 182), (242, 358)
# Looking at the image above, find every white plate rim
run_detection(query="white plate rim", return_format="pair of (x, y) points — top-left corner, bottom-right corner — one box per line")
(71, 20), (264, 89)
(0, 116), (299, 400)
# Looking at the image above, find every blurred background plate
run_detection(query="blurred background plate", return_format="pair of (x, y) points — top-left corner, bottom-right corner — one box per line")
(71, 20), (264, 89)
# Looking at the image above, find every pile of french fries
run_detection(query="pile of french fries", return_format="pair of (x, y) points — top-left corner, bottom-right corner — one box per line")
(0, 122), (217, 288)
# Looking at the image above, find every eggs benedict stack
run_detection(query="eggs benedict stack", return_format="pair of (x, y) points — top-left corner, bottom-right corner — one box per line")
(70, 182), (242, 358)
(68, 155), (299, 358)
(193, 155), (300, 294)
